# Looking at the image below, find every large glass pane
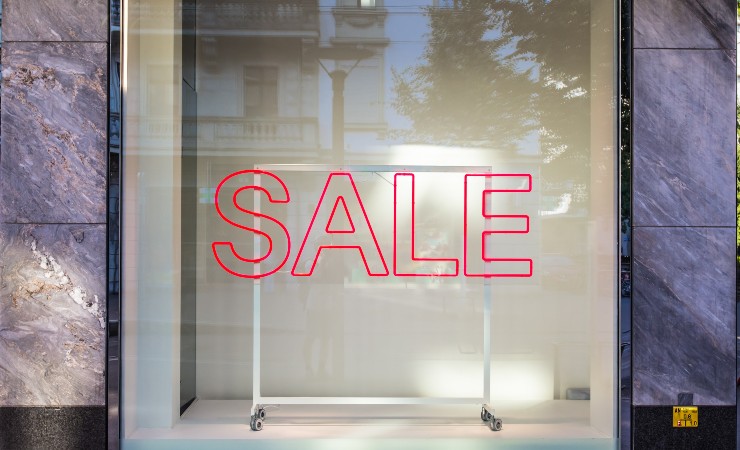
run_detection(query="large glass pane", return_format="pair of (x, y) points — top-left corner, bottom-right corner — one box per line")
(121, 0), (617, 447)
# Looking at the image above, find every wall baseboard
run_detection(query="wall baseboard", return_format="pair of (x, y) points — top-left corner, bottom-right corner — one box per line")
(632, 405), (736, 449)
(0, 406), (106, 450)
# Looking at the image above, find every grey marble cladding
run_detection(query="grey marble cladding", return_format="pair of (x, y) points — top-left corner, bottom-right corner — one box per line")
(634, 0), (735, 49)
(0, 224), (106, 406)
(633, 49), (735, 227)
(1, 42), (107, 224)
(3, 0), (108, 43)
(632, 227), (735, 406)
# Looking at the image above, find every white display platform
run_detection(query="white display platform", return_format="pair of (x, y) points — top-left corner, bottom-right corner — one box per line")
(126, 399), (612, 442)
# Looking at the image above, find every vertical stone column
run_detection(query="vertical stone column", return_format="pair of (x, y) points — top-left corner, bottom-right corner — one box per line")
(631, 0), (736, 447)
(0, 1), (109, 448)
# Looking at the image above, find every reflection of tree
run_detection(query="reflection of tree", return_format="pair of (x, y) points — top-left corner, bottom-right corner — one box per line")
(393, 1), (593, 188)
(392, 0), (535, 150)
(506, 0), (591, 171)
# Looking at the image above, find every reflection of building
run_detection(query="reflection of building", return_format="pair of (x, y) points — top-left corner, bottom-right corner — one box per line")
(194, 2), (325, 293)
(196, 0), (321, 157)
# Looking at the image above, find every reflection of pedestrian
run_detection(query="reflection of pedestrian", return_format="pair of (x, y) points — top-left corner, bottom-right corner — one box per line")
(303, 236), (345, 379)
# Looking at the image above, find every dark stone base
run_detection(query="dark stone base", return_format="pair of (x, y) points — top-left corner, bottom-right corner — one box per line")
(0, 406), (105, 450)
(632, 405), (736, 450)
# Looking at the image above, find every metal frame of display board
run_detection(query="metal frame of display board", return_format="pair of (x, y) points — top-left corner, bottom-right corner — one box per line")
(248, 164), (502, 432)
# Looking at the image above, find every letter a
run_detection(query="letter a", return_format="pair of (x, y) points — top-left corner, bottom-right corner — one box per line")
(292, 172), (389, 276)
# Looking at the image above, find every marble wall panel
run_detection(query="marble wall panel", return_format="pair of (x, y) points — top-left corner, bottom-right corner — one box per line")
(632, 227), (735, 406)
(0, 224), (106, 406)
(633, 0), (735, 49)
(3, 0), (108, 43)
(1, 42), (108, 224)
(632, 49), (735, 227)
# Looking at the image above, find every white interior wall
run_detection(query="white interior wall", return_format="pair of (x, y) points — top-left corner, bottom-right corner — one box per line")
(122, 0), (184, 432)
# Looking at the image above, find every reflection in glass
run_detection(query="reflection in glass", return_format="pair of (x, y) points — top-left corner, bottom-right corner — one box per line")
(122, 0), (616, 444)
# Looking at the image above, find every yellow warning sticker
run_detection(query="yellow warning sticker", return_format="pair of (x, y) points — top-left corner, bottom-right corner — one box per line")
(672, 406), (698, 428)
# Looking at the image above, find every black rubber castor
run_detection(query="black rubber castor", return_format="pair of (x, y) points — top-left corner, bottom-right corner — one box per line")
(480, 408), (492, 422)
(250, 417), (263, 431)
(488, 418), (502, 431)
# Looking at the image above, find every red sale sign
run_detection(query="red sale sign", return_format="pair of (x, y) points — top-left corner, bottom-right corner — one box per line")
(212, 170), (533, 279)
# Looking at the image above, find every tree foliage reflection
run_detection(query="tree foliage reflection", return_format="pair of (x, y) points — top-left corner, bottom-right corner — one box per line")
(393, 0), (594, 194)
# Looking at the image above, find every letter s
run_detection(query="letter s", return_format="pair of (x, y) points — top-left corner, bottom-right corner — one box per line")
(212, 170), (290, 279)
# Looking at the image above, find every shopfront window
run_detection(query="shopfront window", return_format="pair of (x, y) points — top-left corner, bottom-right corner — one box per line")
(121, 0), (617, 447)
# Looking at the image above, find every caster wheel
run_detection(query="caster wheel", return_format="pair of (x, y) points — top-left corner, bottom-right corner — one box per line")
(488, 418), (502, 431)
(250, 417), (263, 431)
(257, 408), (266, 420)
(480, 408), (492, 422)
